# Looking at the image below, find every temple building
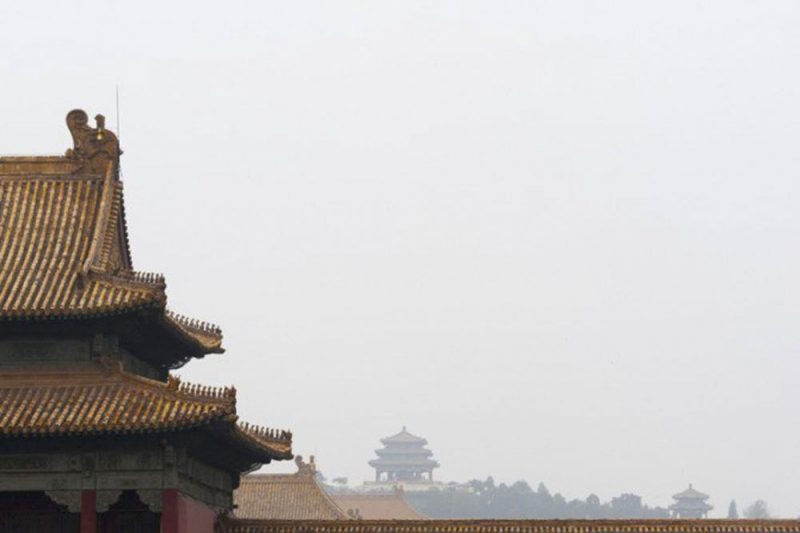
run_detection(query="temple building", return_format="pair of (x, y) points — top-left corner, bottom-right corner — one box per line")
(233, 456), (424, 521)
(218, 520), (799, 533)
(0, 110), (292, 533)
(669, 485), (713, 519)
(234, 457), (346, 520)
(331, 492), (425, 520)
(365, 427), (442, 492)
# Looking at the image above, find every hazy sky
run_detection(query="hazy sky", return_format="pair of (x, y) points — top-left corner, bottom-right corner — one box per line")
(2, 0), (799, 517)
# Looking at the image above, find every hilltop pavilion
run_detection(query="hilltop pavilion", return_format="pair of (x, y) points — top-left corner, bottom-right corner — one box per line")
(669, 485), (713, 519)
(365, 427), (442, 492)
(0, 110), (292, 533)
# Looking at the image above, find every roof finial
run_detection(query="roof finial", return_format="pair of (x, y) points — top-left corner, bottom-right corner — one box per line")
(294, 454), (317, 476)
(65, 108), (121, 175)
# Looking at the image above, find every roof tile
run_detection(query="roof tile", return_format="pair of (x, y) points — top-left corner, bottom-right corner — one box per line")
(235, 457), (346, 520)
(0, 361), (290, 460)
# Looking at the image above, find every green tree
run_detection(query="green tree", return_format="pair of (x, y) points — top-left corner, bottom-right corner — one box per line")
(610, 494), (643, 518)
(404, 477), (669, 519)
(728, 500), (739, 519)
(743, 500), (770, 519)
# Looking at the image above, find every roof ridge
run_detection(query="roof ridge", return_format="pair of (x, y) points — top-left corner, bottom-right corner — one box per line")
(165, 310), (222, 337)
(235, 457), (345, 520)
(0, 110), (227, 361)
(97, 180), (123, 269)
(237, 421), (293, 447)
(93, 360), (235, 416)
(0, 362), (244, 438)
(0, 173), (103, 181)
(0, 154), (68, 159)
(167, 374), (238, 404)
(242, 473), (305, 480)
(87, 270), (167, 301)
(82, 161), (118, 277)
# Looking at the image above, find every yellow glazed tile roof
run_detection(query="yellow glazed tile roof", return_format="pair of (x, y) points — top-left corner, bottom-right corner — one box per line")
(331, 492), (426, 520)
(235, 457), (346, 520)
(0, 174), (164, 317)
(0, 360), (291, 460)
(0, 111), (223, 356)
(218, 518), (800, 533)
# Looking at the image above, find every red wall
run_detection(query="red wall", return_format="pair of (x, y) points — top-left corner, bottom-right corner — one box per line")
(162, 489), (216, 533)
(179, 493), (216, 533)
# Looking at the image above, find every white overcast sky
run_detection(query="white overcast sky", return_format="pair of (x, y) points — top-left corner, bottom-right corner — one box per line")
(2, 0), (799, 517)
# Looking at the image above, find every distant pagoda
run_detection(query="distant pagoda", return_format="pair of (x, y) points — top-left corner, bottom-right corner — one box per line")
(669, 484), (713, 518)
(365, 427), (441, 491)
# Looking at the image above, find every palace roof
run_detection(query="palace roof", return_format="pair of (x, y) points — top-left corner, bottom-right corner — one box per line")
(0, 359), (292, 463)
(0, 110), (222, 367)
(234, 457), (346, 520)
(669, 485), (713, 513)
(672, 485), (710, 501)
(0, 109), (293, 485)
(375, 446), (434, 458)
(370, 427), (440, 472)
(217, 518), (800, 533)
(368, 456), (439, 468)
(381, 427), (428, 445)
(331, 492), (426, 520)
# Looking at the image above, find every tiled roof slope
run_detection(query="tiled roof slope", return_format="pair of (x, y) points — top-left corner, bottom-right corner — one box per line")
(0, 110), (222, 358)
(672, 485), (710, 500)
(218, 519), (800, 533)
(381, 427), (427, 445)
(0, 359), (292, 461)
(0, 173), (164, 317)
(235, 457), (346, 520)
(331, 492), (425, 520)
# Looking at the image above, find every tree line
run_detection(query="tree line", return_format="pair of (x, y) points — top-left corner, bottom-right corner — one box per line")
(402, 478), (773, 519)
(404, 478), (669, 519)
(322, 473), (774, 519)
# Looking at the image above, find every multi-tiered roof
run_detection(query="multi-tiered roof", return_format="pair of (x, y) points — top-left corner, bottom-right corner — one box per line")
(0, 109), (291, 474)
(669, 485), (713, 519)
(0, 112), (221, 368)
(368, 427), (439, 483)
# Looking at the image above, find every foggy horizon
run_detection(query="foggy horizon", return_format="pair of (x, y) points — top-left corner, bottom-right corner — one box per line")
(1, 0), (798, 518)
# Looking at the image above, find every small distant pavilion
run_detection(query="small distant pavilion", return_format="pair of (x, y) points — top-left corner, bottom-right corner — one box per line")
(366, 427), (439, 490)
(669, 485), (713, 519)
